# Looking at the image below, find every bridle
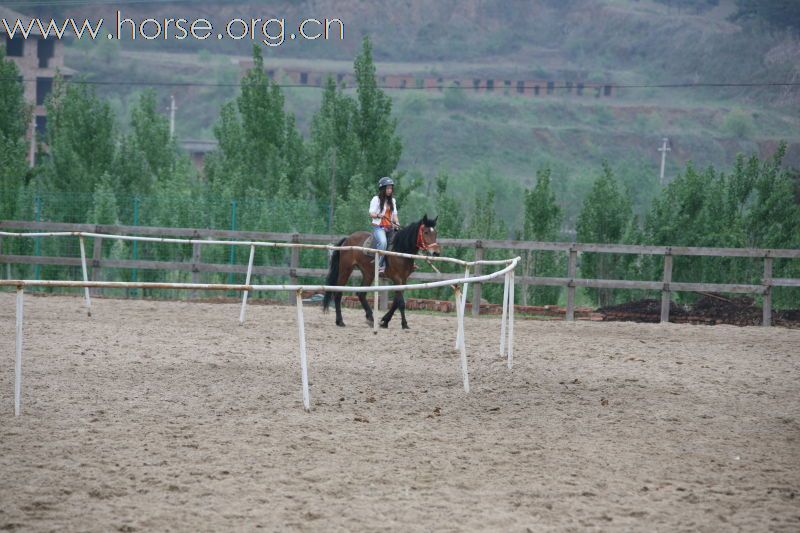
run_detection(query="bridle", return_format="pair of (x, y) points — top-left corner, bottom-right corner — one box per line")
(416, 223), (434, 253)
(415, 224), (455, 289)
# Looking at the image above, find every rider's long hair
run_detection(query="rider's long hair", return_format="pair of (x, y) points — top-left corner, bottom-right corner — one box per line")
(378, 187), (393, 215)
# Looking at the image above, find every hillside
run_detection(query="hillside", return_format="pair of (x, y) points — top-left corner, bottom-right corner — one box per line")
(22, 0), (800, 225)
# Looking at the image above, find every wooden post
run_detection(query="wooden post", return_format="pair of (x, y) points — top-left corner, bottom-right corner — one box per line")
(522, 250), (532, 307)
(90, 236), (103, 297)
(660, 250), (673, 323)
(379, 290), (388, 311)
(190, 241), (201, 299)
(471, 241), (484, 317)
(289, 234), (300, 306)
(763, 256), (772, 327)
(566, 246), (577, 321)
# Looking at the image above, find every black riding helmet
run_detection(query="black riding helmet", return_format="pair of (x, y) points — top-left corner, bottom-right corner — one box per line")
(378, 176), (394, 189)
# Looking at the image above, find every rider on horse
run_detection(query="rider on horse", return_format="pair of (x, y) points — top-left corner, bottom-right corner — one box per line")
(369, 177), (400, 273)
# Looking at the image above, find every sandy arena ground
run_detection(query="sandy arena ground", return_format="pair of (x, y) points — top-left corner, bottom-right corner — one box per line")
(1, 293), (799, 532)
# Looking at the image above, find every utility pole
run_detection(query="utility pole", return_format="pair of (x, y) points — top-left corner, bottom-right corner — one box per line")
(658, 137), (671, 185)
(169, 94), (177, 137)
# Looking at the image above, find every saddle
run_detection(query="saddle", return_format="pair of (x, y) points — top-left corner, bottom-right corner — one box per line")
(363, 229), (397, 258)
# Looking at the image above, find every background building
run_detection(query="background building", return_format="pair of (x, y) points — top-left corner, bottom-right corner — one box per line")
(1, 6), (75, 165)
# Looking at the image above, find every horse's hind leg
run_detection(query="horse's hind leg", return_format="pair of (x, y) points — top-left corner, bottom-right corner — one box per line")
(335, 263), (355, 327)
(354, 265), (374, 326)
(334, 293), (345, 327)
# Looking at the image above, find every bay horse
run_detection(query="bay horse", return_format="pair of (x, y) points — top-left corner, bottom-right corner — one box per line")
(322, 215), (441, 329)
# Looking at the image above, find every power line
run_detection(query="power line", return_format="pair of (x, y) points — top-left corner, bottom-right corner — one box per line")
(2, 77), (799, 90)
(1, 0), (191, 6)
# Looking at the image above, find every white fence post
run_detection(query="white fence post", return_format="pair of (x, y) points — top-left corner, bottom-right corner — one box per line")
(239, 244), (255, 325)
(296, 289), (310, 412)
(454, 285), (470, 393)
(15, 287), (24, 416)
(455, 265), (469, 349)
(78, 236), (92, 317)
(373, 251), (380, 334)
(508, 269), (515, 369)
(500, 271), (509, 357)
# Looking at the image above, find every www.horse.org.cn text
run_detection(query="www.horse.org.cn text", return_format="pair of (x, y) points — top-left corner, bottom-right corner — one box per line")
(1, 11), (345, 47)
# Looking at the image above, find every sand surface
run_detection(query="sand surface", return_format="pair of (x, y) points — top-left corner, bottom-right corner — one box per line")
(1, 293), (799, 532)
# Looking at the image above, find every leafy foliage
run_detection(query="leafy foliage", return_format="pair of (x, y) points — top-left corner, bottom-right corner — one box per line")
(576, 163), (636, 307)
(523, 167), (563, 305)
(0, 47), (30, 220)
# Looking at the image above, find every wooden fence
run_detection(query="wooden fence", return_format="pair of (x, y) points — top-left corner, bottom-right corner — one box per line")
(1, 220), (799, 326)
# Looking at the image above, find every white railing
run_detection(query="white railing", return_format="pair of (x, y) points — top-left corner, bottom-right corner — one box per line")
(1, 230), (519, 415)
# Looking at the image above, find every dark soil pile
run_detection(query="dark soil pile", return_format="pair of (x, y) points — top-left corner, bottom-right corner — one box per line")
(599, 294), (800, 327)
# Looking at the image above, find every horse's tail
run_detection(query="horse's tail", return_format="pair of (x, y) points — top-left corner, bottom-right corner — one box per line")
(322, 238), (346, 313)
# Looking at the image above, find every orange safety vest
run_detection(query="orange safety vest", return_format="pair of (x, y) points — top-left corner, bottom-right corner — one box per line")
(380, 201), (394, 228)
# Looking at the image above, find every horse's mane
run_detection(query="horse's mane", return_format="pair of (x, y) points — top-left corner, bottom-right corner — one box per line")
(391, 220), (420, 255)
(391, 216), (436, 255)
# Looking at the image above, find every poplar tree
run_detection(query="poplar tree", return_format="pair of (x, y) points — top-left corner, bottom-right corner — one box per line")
(353, 36), (402, 187)
(523, 167), (563, 304)
(0, 47), (30, 219)
(576, 163), (634, 307)
(43, 77), (116, 194)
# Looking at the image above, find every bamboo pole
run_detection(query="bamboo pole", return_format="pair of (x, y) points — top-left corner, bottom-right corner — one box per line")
(373, 250), (380, 334)
(454, 286), (470, 393)
(508, 269), (515, 369)
(500, 271), (509, 358)
(15, 287), (23, 416)
(239, 244), (255, 325)
(455, 266), (469, 349)
(78, 236), (92, 317)
(296, 289), (310, 412)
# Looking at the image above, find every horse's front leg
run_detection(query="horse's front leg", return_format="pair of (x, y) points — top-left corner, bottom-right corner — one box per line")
(398, 291), (410, 329)
(380, 291), (400, 328)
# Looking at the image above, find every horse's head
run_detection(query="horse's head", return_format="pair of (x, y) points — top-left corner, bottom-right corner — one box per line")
(417, 214), (441, 256)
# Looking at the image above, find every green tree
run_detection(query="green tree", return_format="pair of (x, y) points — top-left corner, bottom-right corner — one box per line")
(308, 76), (360, 204)
(643, 148), (799, 307)
(0, 46), (30, 219)
(90, 172), (119, 225)
(742, 144), (799, 249)
(465, 189), (507, 304)
(434, 172), (464, 239)
(353, 36), (402, 185)
(205, 45), (306, 206)
(43, 77), (116, 194)
(115, 90), (197, 223)
(523, 167), (563, 305)
(129, 91), (175, 180)
(576, 163), (634, 307)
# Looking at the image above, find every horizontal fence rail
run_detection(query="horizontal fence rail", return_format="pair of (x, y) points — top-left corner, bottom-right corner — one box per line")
(1, 220), (798, 326)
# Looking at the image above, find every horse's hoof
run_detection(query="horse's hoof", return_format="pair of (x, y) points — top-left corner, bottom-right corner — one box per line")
(380, 321), (389, 329)
(402, 323), (410, 330)
(336, 321), (346, 327)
